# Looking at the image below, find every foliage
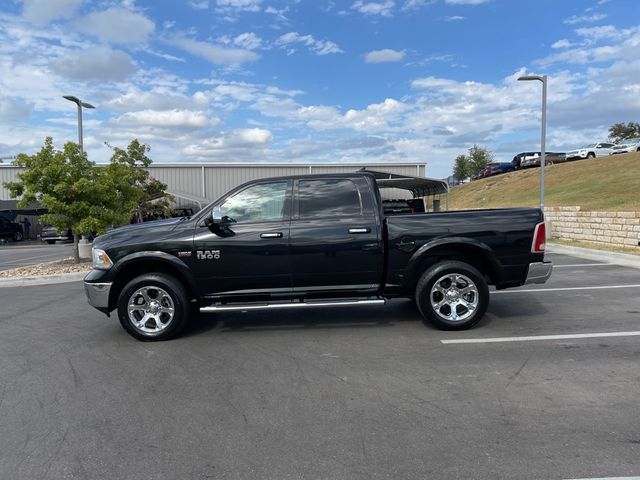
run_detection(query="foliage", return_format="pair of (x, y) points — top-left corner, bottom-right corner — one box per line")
(102, 140), (173, 224)
(453, 154), (470, 181)
(452, 145), (494, 178)
(467, 144), (494, 176)
(4, 137), (172, 262)
(608, 122), (640, 143)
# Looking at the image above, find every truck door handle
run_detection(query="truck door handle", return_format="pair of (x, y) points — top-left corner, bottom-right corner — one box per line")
(260, 232), (283, 238)
(349, 228), (371, 234)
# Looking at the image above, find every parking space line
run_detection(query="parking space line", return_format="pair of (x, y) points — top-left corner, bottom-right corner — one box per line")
(554, 263), (609, 268)
(441, 331), (640, 344)
(492, 284), (640, 294)
(565, 477), (640, 480)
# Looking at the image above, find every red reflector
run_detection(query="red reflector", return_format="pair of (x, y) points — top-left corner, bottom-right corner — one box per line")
(532, 222), (546, 253)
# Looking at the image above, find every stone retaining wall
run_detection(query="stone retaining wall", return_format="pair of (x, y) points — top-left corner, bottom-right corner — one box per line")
(544, 206), (640, 249)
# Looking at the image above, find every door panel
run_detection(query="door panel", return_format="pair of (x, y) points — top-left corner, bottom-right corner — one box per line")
(192, 180), (292, 298)
(289, 177), (383, 294)
(193, 220), (291, 297)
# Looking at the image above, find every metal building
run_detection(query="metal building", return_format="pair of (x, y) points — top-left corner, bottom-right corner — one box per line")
(2, 162), (428, 205)
(1, 162), (444, 237)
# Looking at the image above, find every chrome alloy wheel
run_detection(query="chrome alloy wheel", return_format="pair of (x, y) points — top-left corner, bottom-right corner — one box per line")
(430, 273), (479, 322)
(127, 286), (175, 335)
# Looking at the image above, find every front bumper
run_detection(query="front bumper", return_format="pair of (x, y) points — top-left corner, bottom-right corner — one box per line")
(525, 261), (553, 285)
(84, 281), (112, 312)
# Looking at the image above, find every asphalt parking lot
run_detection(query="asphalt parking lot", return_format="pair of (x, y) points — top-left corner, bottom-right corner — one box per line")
(0, 242), (73, 271)
(1, 251), (639, 480)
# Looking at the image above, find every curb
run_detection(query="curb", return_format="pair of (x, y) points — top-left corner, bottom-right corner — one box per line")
(547, 243), (640, 269)
(0, 271), (88, 288)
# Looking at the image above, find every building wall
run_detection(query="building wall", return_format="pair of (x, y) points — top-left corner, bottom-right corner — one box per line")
(1, 162), (428, 211)
(545, 206), (640, 250)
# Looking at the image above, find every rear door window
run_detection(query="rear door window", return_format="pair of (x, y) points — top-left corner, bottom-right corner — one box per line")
(296, 179), (363, 219)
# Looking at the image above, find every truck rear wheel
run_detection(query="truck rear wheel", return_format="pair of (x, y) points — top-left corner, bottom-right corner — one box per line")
(415, 261), (489, 330)
(117, 273), (190, 341)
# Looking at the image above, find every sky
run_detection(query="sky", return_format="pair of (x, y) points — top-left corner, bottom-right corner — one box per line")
(0, 0), (639, 179)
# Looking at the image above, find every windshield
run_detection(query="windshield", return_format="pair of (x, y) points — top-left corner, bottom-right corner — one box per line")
(580, 144), (596, 148)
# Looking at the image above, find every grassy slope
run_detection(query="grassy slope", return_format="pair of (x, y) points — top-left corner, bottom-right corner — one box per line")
(448, 151), (640, 211)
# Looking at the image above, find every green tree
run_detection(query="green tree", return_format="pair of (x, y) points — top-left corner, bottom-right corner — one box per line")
(608, 122), (640, 143)
(452, 154), (470, 181)
(102, 139), (173, 223)
(4, 138), (110, 262)
(467, 144), (494, 176)
(4, 138), (173, 263)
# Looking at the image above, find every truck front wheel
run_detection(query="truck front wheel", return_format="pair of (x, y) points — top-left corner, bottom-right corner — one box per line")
(415, 261), (489, 330)
(117, 273), (190, 341)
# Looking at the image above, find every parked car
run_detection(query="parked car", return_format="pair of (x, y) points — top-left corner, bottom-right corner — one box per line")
(0, 218), (23, 241)
(520, 152), (564, 168)
(41, 225), (72, 244)
(487, 162), (514, 176)
(610, 138), (640, 155)
(512, 152), (540, 169)
(566, 143), (615, 160)
(84, 172), (552, 341)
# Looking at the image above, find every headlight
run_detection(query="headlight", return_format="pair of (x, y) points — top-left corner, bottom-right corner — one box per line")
(92, 248), (113, 270)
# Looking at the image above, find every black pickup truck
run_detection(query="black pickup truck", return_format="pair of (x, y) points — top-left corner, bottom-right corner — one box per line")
(84, 172), (552, 341)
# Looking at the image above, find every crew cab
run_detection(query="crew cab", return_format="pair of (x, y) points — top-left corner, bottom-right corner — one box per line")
(84, 173), (552, 341)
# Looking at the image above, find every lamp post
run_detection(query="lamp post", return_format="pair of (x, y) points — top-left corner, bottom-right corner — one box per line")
(63, 95), (95, 154)
(517, 75), (547, 211)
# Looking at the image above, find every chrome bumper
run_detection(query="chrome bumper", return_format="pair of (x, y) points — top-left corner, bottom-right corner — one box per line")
(525, 261), (553, 285)
(84, 281), (112, 309)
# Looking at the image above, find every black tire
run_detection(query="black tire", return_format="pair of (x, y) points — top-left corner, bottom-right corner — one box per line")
(45, 240), (56, 245)
(587, 152), (595, 159)
(117, 273), (190, 341)
(415, 261), (489, 330)
(13, 230), (23, 241)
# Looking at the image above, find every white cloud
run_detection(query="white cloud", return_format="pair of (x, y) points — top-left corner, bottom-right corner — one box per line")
(111, 109), (216, 129)
(76, 7), (155, 45)
(551, 39), (574, 49)
(232, 32), (263, 50)
(445, 0), (489, 4)
(50, 46), (135, 81)
(402, 0), (435, 10)
(276, 32), (343, 56)
(564, 13), (607, 25)
(183, 128), (272, 158)
(536, 25), (640, 66)
(351, 1), (395, 17)
(441, 15), (465, 21)
(102, 88), (208, 112)
(216, 0), (262, 12)
(188, 1), (209, 10)
(172, 36), (259, 65)
(21, 0), (84, 25)
(0, 95), (32, 122)
(365, 48), (405, 63)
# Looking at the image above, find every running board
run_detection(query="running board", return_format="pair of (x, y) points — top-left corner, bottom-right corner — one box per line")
(200, 298), (385, 313)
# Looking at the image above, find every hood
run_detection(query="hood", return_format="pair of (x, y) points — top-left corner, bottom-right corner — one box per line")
(93, 217), (185, 248)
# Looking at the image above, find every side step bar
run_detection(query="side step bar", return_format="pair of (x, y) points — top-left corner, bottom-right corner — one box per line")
(200, 298), (385, 313)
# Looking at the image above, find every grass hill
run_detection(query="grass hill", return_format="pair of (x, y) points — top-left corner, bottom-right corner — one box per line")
(448, 151), (640, 211)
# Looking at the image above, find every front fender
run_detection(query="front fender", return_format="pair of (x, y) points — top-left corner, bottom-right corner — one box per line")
(112, 251), (200, 298)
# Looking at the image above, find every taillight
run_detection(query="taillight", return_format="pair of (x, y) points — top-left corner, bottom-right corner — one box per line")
(532, 222), (546, 253)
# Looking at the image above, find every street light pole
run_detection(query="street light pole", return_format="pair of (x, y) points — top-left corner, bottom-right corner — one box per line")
(517, 75), (547, 211)
(62, 95), (95, 154)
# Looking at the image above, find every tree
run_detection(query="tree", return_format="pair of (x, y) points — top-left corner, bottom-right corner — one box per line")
(453, 154), (470, 181)
(4, 138), (109, 262)
(467, 144), (494, 177)
(102, 140), (173, 223)
(4, 138), (172, 263)
(608, 122), (640, 143)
